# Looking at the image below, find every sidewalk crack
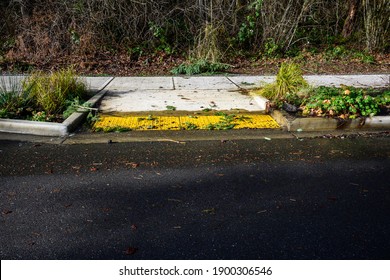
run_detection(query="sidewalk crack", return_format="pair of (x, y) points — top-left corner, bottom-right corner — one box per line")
(172, 77), (176, 90)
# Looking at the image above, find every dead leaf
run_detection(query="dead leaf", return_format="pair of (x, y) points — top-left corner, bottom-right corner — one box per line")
(90, 167), (98, 172)
(124, 247), (138, 255)
(52, 188), (61, 193)
(215, 173), (224, 177)
(7, 192), (16, 197)
(2, 209), (12, 215)
(126, 162), (139, 168)
(159, 138), (186, 144)
(168, 198), (182, 203)
(202, 208), (216, 214)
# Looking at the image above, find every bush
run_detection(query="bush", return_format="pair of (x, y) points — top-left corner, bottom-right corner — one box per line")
(25, 68), (87, 114)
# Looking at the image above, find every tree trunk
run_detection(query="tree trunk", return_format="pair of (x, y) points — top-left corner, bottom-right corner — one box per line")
(363, 0), (389, 52)
(342, 0), (360, 39)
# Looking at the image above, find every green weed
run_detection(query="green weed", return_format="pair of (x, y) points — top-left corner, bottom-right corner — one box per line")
(31, 111), (52, 122)
(171, 59), (230, 75)
(353, 52), (376, 64)
(95, 126), (132, 133)
(263, 38), (281, 58)
(0, 76), (32, 118)
(62, 97), (92, 119)
(166, 105), (176, 111)
(183, 122), (198, 130)
(205, 112), (236, 130)
(149, 22), (173, 54)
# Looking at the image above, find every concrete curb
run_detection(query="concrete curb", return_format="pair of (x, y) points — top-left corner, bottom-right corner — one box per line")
(271, 110), (390, 132)
(0, 76), (113, 136)
(0, 119), (68, 136)
(0, 89), (109, 136)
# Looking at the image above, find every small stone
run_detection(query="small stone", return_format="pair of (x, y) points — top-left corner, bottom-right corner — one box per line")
(282, 102), (298, 113)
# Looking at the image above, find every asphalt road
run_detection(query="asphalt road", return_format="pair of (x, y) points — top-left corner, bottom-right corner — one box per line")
(0, 134), (389, 260)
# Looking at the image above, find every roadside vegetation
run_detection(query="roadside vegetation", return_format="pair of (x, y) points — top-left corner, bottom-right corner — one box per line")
(0, 0), (388, 75)
(0, 68), (89, 121)
(255, 63), (390, 119)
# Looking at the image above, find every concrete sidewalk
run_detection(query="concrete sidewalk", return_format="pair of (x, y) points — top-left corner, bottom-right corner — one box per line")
(0, 75), (113, 93)
(2, 74), (389, 114)
(99, 74), (389, 113)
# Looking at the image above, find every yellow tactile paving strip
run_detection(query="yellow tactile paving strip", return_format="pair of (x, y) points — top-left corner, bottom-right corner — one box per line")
(93, 114), (280, 131)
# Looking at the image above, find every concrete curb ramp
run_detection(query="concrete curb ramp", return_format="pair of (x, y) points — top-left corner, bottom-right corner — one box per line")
(0, 74), (389, 136)
(93, 114), (280, 131)
(99, 75), (389, 113)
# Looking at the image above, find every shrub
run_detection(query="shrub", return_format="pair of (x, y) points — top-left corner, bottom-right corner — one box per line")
(25, 68), (87, 114)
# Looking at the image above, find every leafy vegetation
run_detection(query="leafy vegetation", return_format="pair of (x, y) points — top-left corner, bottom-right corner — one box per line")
(253, 62), (389, 119)
(1, 0), (388, 74)
(165, 105), (177, 111)
(62, 97), (93, 119)
(205, 112), (236, 130)
(267, 85), (390, 119)
(0, 68), (88, 121)
(0, 75), (32, 118)
(300, 87), (389, 119)
(171, 59), (231, 75)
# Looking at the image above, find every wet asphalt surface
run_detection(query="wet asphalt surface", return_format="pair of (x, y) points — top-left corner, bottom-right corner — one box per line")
(0, 134), (389, 260)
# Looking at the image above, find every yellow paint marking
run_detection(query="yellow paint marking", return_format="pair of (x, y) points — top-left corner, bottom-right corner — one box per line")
(93, 114), (280, 131)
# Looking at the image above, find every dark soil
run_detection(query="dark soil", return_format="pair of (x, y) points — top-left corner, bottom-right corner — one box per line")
(1, 51), (389, 76)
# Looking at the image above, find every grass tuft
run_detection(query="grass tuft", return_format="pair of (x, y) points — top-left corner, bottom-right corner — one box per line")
(24, 68), (87, 114)
(258, 62), (309, 100)
(0, 76), (32, 118)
